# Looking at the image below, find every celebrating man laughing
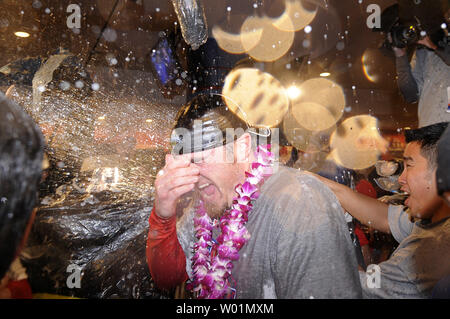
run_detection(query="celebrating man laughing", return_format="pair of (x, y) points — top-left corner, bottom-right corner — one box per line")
(317, 122), (450, 298)
(146, 93), (363, 299)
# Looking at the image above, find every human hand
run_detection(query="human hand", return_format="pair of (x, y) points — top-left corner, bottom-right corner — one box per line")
(387, 33), (407, 57)
(417, 36), (437, 50)
(154, 153), (199, 219)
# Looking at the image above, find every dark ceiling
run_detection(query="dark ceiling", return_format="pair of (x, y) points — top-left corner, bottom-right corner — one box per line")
(1, 0), (447, 132)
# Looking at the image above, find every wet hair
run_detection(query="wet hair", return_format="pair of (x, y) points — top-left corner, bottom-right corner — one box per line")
(0, 94), (44, 278)
(404, 122), (449, 170)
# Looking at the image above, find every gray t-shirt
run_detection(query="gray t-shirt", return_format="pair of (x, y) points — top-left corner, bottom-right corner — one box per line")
(359, 205), (450, 298)
(176, 166), (363, 298)
(396, 49), (450, 127)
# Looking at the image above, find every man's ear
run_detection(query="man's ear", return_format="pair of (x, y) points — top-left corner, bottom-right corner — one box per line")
(235, 133), (252, 163)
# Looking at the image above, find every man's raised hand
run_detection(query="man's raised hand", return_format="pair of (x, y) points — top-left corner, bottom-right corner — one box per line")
(154, 153), (199, 219)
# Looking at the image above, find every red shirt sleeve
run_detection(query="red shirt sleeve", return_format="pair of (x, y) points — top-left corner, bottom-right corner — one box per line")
(146, 207), (189, 290)
(7, 279), (32, 299)
(354, 224), (369, 247)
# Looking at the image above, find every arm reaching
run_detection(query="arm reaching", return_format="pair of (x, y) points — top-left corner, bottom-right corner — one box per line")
(395, 54), (420, 103)
(387, 32), (420, 103)
(312, 173), (391, 234)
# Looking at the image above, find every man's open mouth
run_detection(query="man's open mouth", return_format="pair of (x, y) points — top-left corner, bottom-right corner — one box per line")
(198, 183), (210, 190)
(196, 178), (217, 197)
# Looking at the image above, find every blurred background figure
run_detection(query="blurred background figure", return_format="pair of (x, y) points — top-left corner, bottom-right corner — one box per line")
(0, 94), (44, 298)
(378, 2), (450, 127)
(436, 125), (450, 205)
(432, 125), (450, 298)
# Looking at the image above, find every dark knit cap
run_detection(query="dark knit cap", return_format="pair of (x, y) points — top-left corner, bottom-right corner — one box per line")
(170, 93), (250, 155)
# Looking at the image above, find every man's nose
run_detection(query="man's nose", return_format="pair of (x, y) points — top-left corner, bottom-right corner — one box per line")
(398, 168), (407, 186)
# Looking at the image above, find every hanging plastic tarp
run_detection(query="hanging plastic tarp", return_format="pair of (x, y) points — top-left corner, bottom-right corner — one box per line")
(20, 149), (171, 299)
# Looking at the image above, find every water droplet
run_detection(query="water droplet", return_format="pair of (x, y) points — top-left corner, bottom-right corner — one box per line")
(59, 81), (71, 91)
(336, 41), (345, 51)
(32, 1), (42, 9)
(75, 80), (84, 89)
(102, 28), (117, 42)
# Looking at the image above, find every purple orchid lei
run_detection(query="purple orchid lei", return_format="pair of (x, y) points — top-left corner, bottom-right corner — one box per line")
(188, 144), (274, 299)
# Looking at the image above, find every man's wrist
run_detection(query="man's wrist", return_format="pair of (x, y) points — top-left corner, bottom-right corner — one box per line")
(393, 48), (406, 57)
(154, 210), (176, 222)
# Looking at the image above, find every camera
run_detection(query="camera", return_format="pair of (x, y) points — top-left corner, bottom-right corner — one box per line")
(389, 20), (423, 48)
(372, 4), (425, 52)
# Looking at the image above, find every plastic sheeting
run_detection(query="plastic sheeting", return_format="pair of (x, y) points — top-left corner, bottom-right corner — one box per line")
(21, 188), (169, 299)
(20, 147), (172, 299)
(171, 0), (208, 50)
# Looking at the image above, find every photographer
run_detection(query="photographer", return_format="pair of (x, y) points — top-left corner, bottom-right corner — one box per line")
(390, 20), (450, 127)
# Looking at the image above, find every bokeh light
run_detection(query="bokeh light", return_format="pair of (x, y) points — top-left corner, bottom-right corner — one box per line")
(330, 115), (388, 170)
(241, 15), (295, 62)
(286, 85), (301, 99)
(212, 0), (317, 60)
(361, 48), (396, 84)
(272, 0), (318, 32)
(290, 77), (345, 132)
(283, 109), (335, 153)
(222, 67), (289, 128)
(212, 24), (263, 54)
